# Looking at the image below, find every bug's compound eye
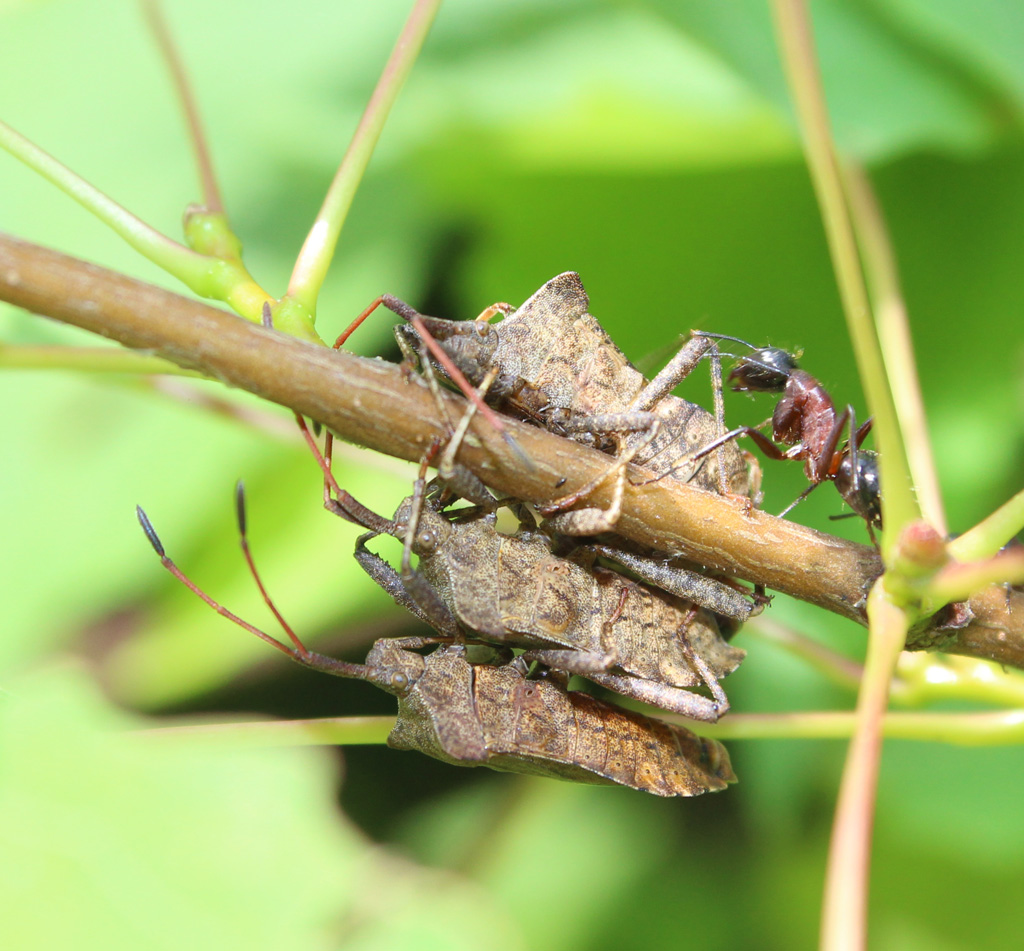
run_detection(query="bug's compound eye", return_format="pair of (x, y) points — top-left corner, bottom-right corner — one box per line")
(416, 528), (438, 552)
(390, 671), (410, 691)
(474, 321), (489, 337)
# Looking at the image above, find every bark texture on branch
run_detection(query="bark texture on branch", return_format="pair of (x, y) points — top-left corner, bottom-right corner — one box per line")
(2, 233), (1021, 667)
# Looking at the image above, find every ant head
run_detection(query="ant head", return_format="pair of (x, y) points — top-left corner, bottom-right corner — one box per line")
(392, 496), (454, 556)
(364, 638), (428, 696)
(835, 449), (882, 528)
(409, 315), (499, 386)
(728, 347), (799, 393)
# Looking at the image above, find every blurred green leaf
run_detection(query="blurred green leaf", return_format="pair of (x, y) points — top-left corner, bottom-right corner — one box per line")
(651, 0), (999, 159)
(0, 662), (525, 950)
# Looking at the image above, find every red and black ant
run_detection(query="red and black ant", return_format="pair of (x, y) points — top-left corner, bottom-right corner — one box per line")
(691, 335), (881, 535)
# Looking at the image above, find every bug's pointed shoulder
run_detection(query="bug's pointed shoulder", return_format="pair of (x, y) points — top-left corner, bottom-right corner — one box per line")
(516, 271), (590, 323)
(546, 271), (589, 310)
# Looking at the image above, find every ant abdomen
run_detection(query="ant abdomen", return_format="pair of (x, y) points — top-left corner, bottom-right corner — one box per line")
(835, 449), (882, 528)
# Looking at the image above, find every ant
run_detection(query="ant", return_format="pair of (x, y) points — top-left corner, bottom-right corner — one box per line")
(690, 336), (882, 536)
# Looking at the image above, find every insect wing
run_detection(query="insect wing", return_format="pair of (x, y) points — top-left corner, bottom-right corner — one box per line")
(474, 662), (735, 796)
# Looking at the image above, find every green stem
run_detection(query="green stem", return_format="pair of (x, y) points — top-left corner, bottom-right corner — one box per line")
(0, 119), (320, 337)
(0, 118), (210, 284)
(141, 706), (1024, 748)
(143, 0), (223, 213)
(769, 0), (919, 556)
(927, 549), (1024, 605)
(697, 708), (1024, 744)
(820, 586), (908, 951)
(746, 617), (864, 691)
(895, 653), (1024, 709)
(843, 165), (946, 536)
(137, 715), (395, 747)
(948, 487), (1024, 562)
(0, 343), (198, 375)
(286, 0), (442, 314)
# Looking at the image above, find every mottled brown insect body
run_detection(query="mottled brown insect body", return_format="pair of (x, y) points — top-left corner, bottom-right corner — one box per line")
(383, 641), (736, 796)
(139, 487), (736, 797)
(353, 494), (748, 721)
(399, 272), (754, 530)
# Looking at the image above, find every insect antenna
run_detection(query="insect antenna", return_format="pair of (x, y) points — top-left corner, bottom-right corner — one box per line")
(135, 497), (371, 679)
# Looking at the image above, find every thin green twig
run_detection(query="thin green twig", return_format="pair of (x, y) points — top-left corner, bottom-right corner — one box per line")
(0, 118), (294, 331)
(844, 164), (946, 536)
(820, 586), (908, 951)
(0, 118), (209, 283)
(895, 653), (1024, 709)
(0, 344), (198, 375)
(948, 487), (1024, 562)
(696, 708), (1024, 745)
(142, 0), (223, 213)
(286, 0), (442, 314)
(769, 0), (919, 554)
(141, 706), (1024, 749)
(137, 715), (395, 747)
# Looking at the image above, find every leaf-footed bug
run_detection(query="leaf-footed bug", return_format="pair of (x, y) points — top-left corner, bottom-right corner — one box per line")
(135, 494), (735, 797)
(328, 469), (751, 723)
(338, 272), (759, 535)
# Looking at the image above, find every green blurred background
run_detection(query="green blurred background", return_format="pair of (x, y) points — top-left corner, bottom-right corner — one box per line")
(2, 0), (1023, 947)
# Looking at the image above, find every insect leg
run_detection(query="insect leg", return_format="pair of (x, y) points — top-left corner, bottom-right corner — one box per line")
(589, 544), (759, 622)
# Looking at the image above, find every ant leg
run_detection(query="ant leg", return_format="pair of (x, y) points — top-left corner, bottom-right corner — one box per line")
(627, 331), (732, 494)
(853, 414), (873, 447)
(810, 405), (851, 484)
(706, 342), (731, 496)
(777, 478), (825, 518)
(632, 423), (786, 491)
(692, 424), (791, 463)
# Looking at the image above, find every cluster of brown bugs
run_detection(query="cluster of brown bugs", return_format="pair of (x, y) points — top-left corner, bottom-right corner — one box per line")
(137, 485), (735, 797)
(137, 272), (879, 796)
(335, 473), (748, 722)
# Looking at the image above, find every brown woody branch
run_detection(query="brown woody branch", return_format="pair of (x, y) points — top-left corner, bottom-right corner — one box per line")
(2, 232), (1021, 667)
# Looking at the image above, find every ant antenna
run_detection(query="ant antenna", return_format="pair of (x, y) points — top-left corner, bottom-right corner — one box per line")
(693, 331), (760, 350)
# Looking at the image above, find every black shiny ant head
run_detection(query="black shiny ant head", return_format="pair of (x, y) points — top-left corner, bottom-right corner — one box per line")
(728, 347), (799, 394)
(835, 449), (882, 529)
